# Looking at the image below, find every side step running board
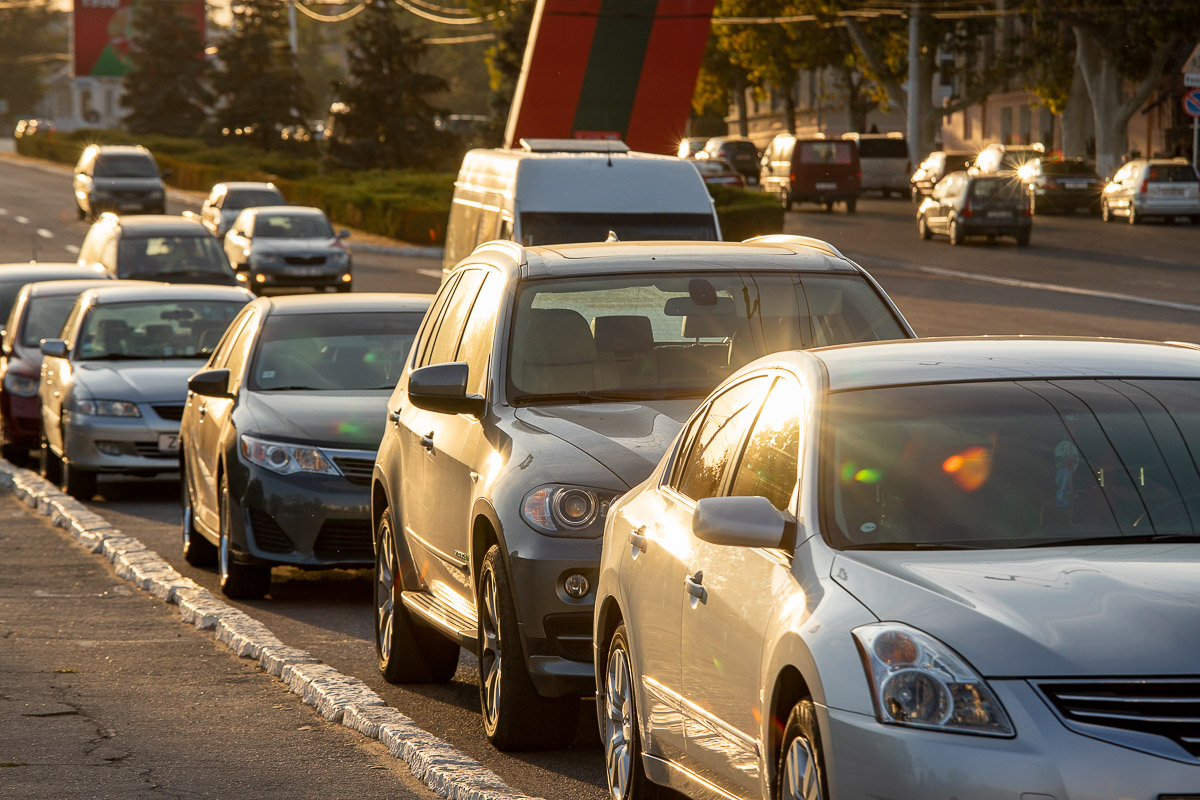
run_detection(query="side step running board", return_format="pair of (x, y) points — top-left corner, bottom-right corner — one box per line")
(401, 591), (477, 650)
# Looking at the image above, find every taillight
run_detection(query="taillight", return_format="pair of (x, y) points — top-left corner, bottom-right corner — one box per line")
(1023, 196), (1033, 217)
(961, 196), (973, 218)
(906, 161), (912, 174)
(1139, 179), (1148, 194)
(790, 172), (796, 184)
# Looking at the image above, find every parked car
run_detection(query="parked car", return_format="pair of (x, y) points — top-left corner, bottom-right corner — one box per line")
(842, 132), (910, 197)
(72, 144), (166, 221)
(701, 136), (761, 186)
(917, 173), (1032, 246)
(909, 150), (974, 200)
(223, 206), (352, 294)
(178, 293), (430, 599)
(199, 182), (286, 239)
(676, 137), (708, 159)
(0, 262), (109, 327)
(1020, 157), (1104, 215)
(38, 283), (251, 500)
(371, 236), (915, 751)
(0, 279), (115, 465)
(77, 213), (241, 286)
(761, 133), (861, 213)
(595, 336), (1200, 800)
(1100, 158), (1200, 224)
(690, 157), (746, 188)
(972, 142), (1045, 175)
(13, 118), (54, 139)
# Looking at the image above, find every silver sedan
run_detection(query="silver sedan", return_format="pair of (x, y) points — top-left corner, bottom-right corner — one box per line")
(595, 336), (1200, 800)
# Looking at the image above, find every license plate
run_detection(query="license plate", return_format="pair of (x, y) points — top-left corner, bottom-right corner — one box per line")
(158, 433), (180, 453)
(986, 210), (1013, 218)
(119, 203), (142, 211)
(1158, 186), (1184, 196)
(288, 266), (326, 276)
(816, 182), (837, 190)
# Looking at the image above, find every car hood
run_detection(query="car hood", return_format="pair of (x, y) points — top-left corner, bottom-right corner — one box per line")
(74, 360), (203, 404)
(832, 545), (1200, 677)
(92, 177), (162, 192)
(514, 400), (699, 489)
(251, 238), (342, 256)
(242, 390), (388, 449)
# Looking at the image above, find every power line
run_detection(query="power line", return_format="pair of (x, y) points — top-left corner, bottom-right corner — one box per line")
(392, 0), (495, 24)
(424, 32), (495, 43)
(294, 0), (366, 22)
(405, 0), (476, 15)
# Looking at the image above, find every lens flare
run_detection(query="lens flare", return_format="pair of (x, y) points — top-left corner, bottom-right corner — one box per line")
(854, 468), (882, 484)
(942, 446), (991, 491)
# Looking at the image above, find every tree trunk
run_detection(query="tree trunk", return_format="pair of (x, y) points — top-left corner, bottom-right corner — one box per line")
(784, 89), (797, 134)
(733, 74), (749, 137)
(1061, 63), (1090, 159)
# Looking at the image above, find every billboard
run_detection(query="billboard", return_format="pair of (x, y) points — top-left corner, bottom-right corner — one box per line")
(505, 0), (716, 155)
(73, 0), (206, 79)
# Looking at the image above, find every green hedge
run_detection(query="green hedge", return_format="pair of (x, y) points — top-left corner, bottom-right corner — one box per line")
(15, 131), (782, 247)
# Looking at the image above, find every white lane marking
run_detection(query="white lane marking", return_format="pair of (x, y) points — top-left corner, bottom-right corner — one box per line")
(1143, 256), (1180, 265)
(64, 244), (80, 255)
(0, 208), (7, 215)
(14, 215), (28, 224)
(416, 268), (444, 279)
(36, 228), (53, 239)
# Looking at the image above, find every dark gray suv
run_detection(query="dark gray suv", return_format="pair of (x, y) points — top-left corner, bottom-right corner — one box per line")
(370, 236), (915, 751)
(72, 144), (166, 220)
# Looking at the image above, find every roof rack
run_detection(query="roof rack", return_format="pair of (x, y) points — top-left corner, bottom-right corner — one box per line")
(518, 138), (631, 154)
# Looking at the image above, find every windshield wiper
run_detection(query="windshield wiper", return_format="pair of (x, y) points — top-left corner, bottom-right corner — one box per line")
(1020, 533), (1200, 548)
(839, 541), (986, 551)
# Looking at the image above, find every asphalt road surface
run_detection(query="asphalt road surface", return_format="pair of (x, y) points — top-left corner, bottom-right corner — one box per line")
(1, 153), (1197, 799)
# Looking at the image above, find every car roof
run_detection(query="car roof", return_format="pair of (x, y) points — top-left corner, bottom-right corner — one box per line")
(90, 144), (150, 155)
(0, 263), (105, 281)
(23, 278), (124, 297)
(219, 181), (279, 191)
(259, 292), (432, 316)
(101, 214), (210, 236)
(794, 337), (1200, 392)
(248, 205), (324, 216)
(81, 283), (252, 305)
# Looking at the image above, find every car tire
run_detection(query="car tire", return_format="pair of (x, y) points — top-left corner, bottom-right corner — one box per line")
(75, 203), (86, 221)
(845, 199), (857, 214)
(917, 214), (932, 240)
(822, 201), (833, 213)
(1015, 228), (1031, 247)
(374, 507), (460, 683)
(1101, 200), (1112, 222)
(1128, 205), (1139, 225)
(478, 544), (580, 751)
(61, 454), (96, 501)
(180, 456), (216, 567)
(776, 699), (828, 800)
(39, 426), (62, 485)
(217, 473), (270, 599)
(948, 217), (964, 246)
(601, 624), (663, 800)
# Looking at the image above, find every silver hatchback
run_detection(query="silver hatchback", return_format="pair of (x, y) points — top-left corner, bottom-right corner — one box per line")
(1101, 158), (1200, 224)
(596, 337), (1200, 800)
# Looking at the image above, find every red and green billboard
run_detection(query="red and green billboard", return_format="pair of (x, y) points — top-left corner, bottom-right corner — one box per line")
(72, 0), (205, 78)
(505, 0), (716, 155)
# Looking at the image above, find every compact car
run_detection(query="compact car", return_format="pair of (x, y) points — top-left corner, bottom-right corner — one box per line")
(72, 144), (166, 220)
(596, 336), (1200, 800)
(1100, 158), (1200, 224)
(1020, 157), (1104, 215)
(909, 150), (974, 200)
(199, 181), (286, 239)
(691, 157), (746, 188)
(77, 213), (241, 286)
(917, 173), (1032, 246)
(701, 137), (761, 186)
(223, 206), (352, 294)
(371, 236), (914, 751)
(0, 279), (114, 465)
(0, 262), (109, 330)
(38, 283), (251, 500)
(179, 293), (430, 599)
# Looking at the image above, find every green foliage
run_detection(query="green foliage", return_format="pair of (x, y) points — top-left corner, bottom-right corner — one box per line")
(0, 6), (65, 125)
(121, 0), (210, 136)
(469, 0), (534, 145)
(708, 185), (786, 241)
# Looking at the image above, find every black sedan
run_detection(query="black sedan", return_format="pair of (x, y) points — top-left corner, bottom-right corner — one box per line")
(179, 293), (431, 598)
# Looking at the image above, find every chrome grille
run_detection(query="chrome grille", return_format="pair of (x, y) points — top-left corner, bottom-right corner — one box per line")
(333, 456), (373, 486)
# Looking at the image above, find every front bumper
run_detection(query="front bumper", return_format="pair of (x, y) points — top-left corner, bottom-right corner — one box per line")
(62, 408), (180, 473)
(249, 262), (352, 290)
(89, 195), (164, 215)
(2, 391), (41, 448)
(823, 679), (1200, 799)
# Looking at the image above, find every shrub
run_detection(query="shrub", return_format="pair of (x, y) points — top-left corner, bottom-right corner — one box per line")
(709, 185), (785, 242)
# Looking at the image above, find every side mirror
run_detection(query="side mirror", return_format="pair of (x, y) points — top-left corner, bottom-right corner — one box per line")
(407, 362), (485, 416)
(40, 339), (68, 358)
(693, 496), (790, 548)
(188, 368), (232, 398)
(338, 229), (351, 240)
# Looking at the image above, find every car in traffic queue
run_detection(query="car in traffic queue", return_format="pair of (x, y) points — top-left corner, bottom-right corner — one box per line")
(223, 206), (353, 294)
(701, 136), (761, 186)
(0, 262), (109, 332)
(842, 132), (910, 198)
(908, 149), (974, 200)
(1100, 158), (1200, 224)
(594, 336), (1200, 800)
(676, 137), (709, 159)
(918, 172), (1032, 246)
(760, 133), (861, 213)
(179, 293), (430, 599)
(690, 157), (746, 188)
(72, 144), (167, 221)
(370, 235), (915, 752)
(77, 213), (242, 286)
(1019, 157), (1104, 215)
(199, 181), (286, 239)
(38, 283), (252, 500)
(0, 279), (115, 465)
(972, 142), (1045, 175)
(13, 118), (54, 139)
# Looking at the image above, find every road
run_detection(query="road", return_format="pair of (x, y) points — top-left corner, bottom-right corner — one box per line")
(1, 154), (1197, 799)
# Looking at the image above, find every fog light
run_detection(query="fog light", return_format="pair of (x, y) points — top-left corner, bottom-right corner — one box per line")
(235, 272), (248, 282)
(563, 573), (589, 598)
(254, 273), (266, 283)
(96, 442), (122, 456)
(340, 273), (352, 283)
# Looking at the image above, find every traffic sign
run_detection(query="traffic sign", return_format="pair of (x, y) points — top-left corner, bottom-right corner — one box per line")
(1184, 42), (1200, 87)
(1184, 89), (1200, 119)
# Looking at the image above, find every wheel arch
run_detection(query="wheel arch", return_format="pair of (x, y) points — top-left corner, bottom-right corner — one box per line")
(766, 665), (814, 797)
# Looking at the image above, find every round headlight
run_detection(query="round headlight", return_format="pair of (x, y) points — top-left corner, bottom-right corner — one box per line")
(553, 488), (597, 528)
(882, 669), (951, 726)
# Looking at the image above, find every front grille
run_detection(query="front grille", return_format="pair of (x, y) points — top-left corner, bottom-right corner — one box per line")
(132, 441), (176, 459)
(1037, 679), (1200, 758)
(333, 456), (373, 486)
(152, 404), (184, 421)
(284, 255), (326, 266)
(313, 519), (372, 561)
(544, 613), (593, 663)
(248, 508), (294, 553)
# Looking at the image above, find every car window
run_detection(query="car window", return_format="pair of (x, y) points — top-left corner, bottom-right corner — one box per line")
(117, 234), (231, 279)
(729, 376), (805, 511)
(223, 311), (259, 386)
(1146, 164), (1198, 183)
(209, 310), (251, 367)
(92, 154), (158, 179)
(799, 142), (854, 165)
(454, 272), (503, 396)
(856, 139), (908, 159)
(20, 294), (82, 348)
(425, 269), (485, 367)
(76, 299), (246, 360)
(673, 376), (769, 501)
(252, 213), (333, 239)
(518, 212), (718, 246)
(412, 272), (460, 370)
(225, 189), (285, 210)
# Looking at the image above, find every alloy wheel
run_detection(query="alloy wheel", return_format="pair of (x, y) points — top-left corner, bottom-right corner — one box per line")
(782, 735), (823, 800)
(479, 568), (503, 731)
(604, 644), (635, 800)
(375, 521), (396, 660)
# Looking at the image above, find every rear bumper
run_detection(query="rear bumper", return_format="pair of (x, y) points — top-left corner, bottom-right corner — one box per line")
(959, 216), (1032, 236)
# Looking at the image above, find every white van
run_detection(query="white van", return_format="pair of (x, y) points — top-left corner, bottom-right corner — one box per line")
(441, 139), (721, 274)
(841, 132), (910, 197)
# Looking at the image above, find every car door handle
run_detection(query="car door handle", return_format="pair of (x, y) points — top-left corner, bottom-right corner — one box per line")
(685, 571), (706, 603)
(420, 431), (435, 450)
(630, 526), (647, 553)
(387, 408), (401, 423)
(198, 404), (206, 417)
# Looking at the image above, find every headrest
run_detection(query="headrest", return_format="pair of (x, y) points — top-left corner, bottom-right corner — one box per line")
(681, 313), (734, 339)
(761, 316), (811, 351)
(592, 315), (654, 353)
(523, 308), (596, 365)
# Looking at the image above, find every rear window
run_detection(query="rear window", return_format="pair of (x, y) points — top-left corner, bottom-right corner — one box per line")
(856, 139), (908, 159)
(969, 178), (1025, 201)
(799, 142), (855, 165)
(1146, 164), (1198, 183)
(1043, 161), (1097, 177)
(519, 212), (718, 245)
(718, 141), (758, 158)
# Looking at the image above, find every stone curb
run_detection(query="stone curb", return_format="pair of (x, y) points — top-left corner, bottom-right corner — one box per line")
(0, 459), (542, 800)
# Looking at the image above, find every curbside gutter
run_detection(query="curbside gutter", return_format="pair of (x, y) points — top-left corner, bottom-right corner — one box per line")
(0, 459), (540, 800)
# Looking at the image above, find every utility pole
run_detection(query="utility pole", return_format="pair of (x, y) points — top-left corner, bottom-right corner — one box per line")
(906, 5), (921, 168)
(288, 0), (298, 54)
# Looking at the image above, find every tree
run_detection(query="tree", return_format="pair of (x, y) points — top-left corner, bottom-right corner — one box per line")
(0, 3), (65, 126)
(327, 0), (448, 170)
(469, 0), (534, 145)
(211, 0), (309, 151)
(122, 0), (210, 137)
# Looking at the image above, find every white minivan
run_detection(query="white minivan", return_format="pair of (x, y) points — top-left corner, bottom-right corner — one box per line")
(441, 139), (722, 276)
(842, 132), (910, 197)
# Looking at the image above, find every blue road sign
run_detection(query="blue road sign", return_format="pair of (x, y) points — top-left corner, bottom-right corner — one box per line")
(1184, 89), (1200, 118)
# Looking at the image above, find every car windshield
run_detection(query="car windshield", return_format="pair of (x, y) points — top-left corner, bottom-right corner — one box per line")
(92, 154), (158, 178)
(225, 189), (285, 210)
(694, 159), (734, 175)
(519, 212), (718, 245)
(249, 311), (423, 391)
(508, 271), (906, 403)
(856, 139), (908, 158)
(719, 141), (757, 158)
(824, 379), (1200, 550)
(117, 235), (232, 279)
(21, 294), (79, 347)
(76, 299), (245, 360)
(1001, 148), (1043, 170)
(252, 213), (333, 238)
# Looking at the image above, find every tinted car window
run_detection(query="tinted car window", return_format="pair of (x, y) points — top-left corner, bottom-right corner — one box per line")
(799, 142), (854, 165)
(1043, 161), (1098, 176)
(92, 155), (158, 178)
(519, 212), (718, 245)
(116, 235), (231, 279)
(856, 139), (908, 158)
(21, 294), (79, 347)
(224, 189), (285, 210)
(969, 177), (1024, 201)
(76, 300), (245, 360)
(674, 376), (769, 501)
(252, 213), (334, 238)
(718, 141), (758, 158)
(1146, 164), (1198, 183)
(730, 377), (804, 510)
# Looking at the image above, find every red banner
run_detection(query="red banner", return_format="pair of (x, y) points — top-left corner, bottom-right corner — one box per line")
(73, 0), (205, 78)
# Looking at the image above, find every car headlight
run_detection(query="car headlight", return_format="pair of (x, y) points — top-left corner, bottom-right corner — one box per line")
(239, 434), (338, 476)
(521, 484), (618, 538)
(854, 622), (1013, 737)
(3, 372), (39, 398)
(74, 398), (141, 417)
(329, 250), (350, 267)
